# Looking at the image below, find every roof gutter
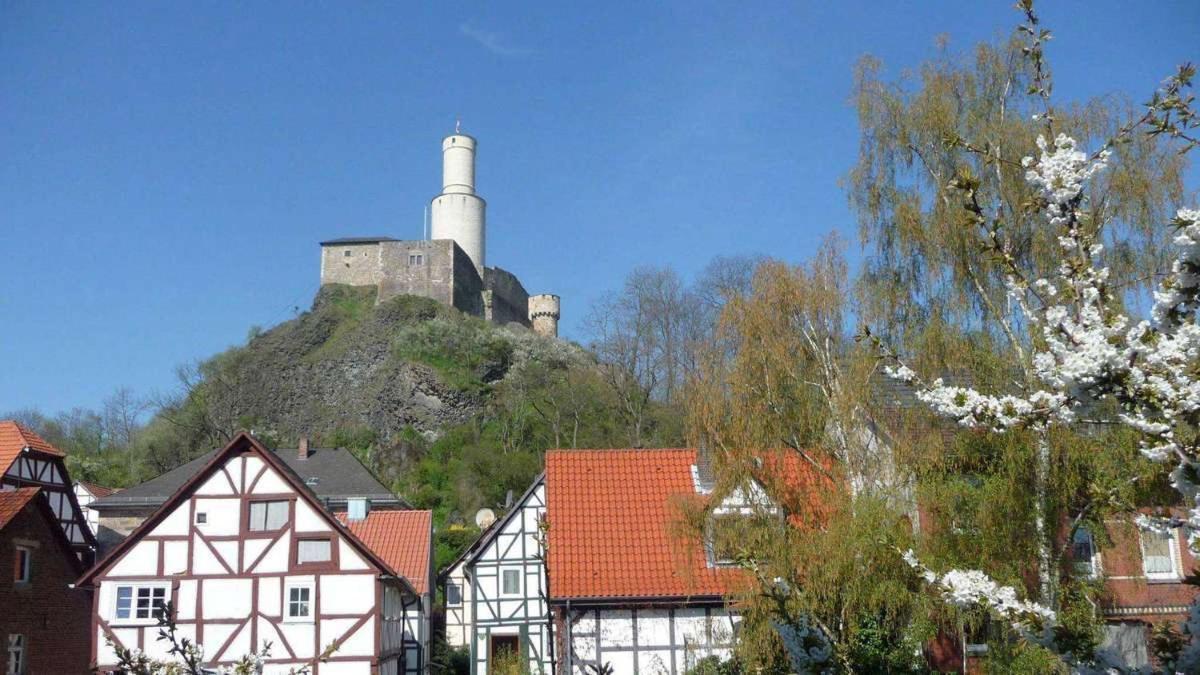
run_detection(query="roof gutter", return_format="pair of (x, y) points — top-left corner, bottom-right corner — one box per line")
(548, 594), (729, 608)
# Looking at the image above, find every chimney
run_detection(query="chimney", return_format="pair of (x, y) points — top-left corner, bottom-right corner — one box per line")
(298, 436), (310, 461)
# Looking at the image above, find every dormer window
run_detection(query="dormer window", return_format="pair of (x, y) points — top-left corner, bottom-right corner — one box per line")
(705, 514), (742, 567)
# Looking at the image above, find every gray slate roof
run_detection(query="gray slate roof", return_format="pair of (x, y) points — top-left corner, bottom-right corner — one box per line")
(90, 446), (406, 511)
(319, 237), (398, 246)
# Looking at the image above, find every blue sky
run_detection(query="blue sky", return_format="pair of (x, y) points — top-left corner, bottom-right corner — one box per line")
(2, 1), (1197, 415)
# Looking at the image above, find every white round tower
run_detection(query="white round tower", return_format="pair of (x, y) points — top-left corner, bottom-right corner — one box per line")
(529, 294), (561, 338)
(430, 133), (486, 276)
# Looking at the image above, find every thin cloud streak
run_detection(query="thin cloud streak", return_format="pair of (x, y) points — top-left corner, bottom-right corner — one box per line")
(459, 23), (533, 57)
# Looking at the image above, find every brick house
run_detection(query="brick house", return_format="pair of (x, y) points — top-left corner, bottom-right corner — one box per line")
(1070, 509), (1200, 669)
(0, 487), (91, 674)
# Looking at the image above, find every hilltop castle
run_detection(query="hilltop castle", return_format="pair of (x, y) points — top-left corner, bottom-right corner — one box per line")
(319, 131), (560, 337)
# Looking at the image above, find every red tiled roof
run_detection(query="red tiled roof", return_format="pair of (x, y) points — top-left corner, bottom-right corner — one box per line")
(337, 510), (433, 594)
(546, 448), (831, 601)
(0, 487), (41, 531)
(79, 481), (117, 498)
(0, 420), (65, 474)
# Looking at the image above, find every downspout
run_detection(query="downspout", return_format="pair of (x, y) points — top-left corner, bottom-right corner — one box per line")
(564, 599), (572, 674)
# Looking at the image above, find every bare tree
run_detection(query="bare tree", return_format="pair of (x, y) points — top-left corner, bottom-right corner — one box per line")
(102, 386), (148, 450)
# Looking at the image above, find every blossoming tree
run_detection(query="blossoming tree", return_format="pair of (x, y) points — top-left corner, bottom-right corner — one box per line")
(870, 1), (1200, 670)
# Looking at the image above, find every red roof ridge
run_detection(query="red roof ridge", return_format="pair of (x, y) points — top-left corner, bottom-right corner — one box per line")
(0, 421), (66, 477)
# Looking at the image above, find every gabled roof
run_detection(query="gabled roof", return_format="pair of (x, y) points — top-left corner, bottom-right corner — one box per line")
(440, 473), (545, 579)
(0, 487), (85, 574)
(0, 420), (65, 474)
(78, 432), (414, 593)
(90, 445), (405, 511)
(337, 510), (433, 594)
(546, 448), (830, 602)
(0, 487), (42, 530)
(78, 481), (117, 498)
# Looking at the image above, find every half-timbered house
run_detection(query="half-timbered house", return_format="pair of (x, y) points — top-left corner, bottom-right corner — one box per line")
(441, 448), (827, 675)
(546, 448), (827, 675)
(0, 420), (97, 562)
(442, 475), (552, 675)
(77, 432), (433, 675)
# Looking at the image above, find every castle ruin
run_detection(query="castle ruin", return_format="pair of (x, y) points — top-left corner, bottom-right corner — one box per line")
(319, 132), (560, 337)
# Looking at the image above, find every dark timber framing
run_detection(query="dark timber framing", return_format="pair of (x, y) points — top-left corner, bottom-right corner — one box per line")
(77, 432), (422, 675)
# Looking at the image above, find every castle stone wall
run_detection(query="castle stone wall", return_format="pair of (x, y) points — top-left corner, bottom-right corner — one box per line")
(484, 266), (530, 327)
(320, 242), (384, 287)
(367, 240), (485, 318)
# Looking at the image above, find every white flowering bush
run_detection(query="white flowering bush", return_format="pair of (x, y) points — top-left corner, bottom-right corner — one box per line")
(105, 603), (333, 675)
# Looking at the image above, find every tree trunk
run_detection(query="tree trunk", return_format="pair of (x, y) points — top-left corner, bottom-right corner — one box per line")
(1035, 427), (1055, 608)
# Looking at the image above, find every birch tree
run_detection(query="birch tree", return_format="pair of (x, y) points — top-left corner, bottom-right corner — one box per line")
(868, 1), (1200, 670)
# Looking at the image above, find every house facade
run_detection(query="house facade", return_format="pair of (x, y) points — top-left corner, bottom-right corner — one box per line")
(0, 420), (97, 563)
(77, 432), (432, 675)
(0, 487), (92, 674)
(443, 475), (552, 675)
(1068, 510), (1200, 669)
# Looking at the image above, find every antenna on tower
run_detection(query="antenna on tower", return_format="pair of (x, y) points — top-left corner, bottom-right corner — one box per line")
(423, 204), (429, 240)
(455, 116), (462, 134)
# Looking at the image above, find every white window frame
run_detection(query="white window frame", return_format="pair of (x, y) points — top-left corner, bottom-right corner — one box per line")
(1140, 528), (1181, 581)
(283, 581), (315, 623)
(14, 546), (32, 584)
(499, 568), (522, 597)
(111, 582), (171, 625)
(6, 634), (24, 675)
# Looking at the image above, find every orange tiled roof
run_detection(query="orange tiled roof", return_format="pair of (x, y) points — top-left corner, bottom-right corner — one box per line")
(0, 420), (65, 474)
(0, 487), (41, 531)
(546, 448), (831, 601)
(337, 510), (433, 594)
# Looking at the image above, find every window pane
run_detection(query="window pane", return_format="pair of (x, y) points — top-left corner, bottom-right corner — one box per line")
(1143, 530), (1174, 573)
(249, 502), (266, 530)
(297, 539), (331, 563)
(502, 570), (520, 595)
(116, 587), (132, 618)
(266, 501), (289, 529)
(447, 583), (462, 606)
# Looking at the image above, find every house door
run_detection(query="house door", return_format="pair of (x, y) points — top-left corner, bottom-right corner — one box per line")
(489, 634), (520, 661)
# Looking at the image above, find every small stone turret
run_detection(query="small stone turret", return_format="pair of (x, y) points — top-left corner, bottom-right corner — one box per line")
(529, 294), (561, 337)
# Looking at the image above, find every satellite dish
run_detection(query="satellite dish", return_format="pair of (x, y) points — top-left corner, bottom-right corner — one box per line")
(475, 508), (496, 529)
